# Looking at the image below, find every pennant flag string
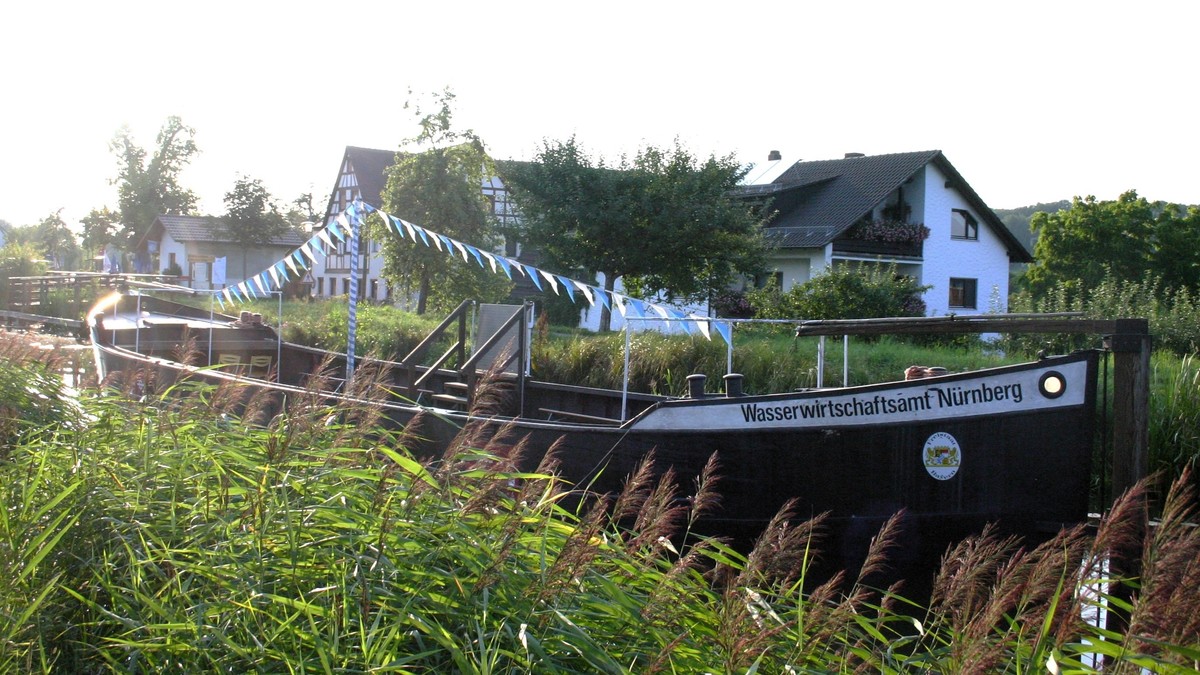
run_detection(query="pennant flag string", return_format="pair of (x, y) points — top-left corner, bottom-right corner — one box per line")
(197, 201), (729, 345)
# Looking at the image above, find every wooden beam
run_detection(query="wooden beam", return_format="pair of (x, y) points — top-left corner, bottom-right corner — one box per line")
(1106, 319), (1152, 498)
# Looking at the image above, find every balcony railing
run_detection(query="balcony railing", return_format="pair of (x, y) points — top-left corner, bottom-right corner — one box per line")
(832, 238), (923, 258)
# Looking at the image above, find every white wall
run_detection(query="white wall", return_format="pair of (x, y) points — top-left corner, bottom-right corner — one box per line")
(919, 164), (1011, 316)
(160, 233), (187, 275)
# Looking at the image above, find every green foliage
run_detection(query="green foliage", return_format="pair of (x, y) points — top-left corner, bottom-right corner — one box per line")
(534, 325), (1015, 394)
(994, 199), (1070, 254)
(1023, 191), (1200, 299)
(0, 241), (48, 278)
(241, 297), (444, 360)
(3, 211), (82, 271)
(379, 89), (508, 316)
(1149, 354), (1200, 490)
(110, 116), (199, 247)
(79, 206), (120, 259)
(747, 263), (929, 321)
(503, 137), (770, 330)
(1005, 270), (1200, 357)
(3, 345), (1199, 671)
(219, 174), (292, 280)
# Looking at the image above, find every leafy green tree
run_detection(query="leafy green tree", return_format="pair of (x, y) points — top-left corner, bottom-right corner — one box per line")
(219, 175), (290, 281)
(1149, 205), (1200, 293)
(286, 192), (323, 230)
(111, 116), (199, 247)
(378, 89), (510, 315)
(1022, 190), (1200, 299)
(503, 137), (769, 331)
(4, 211), (82, 270)
(0, 241), (49, 307)
(80, 207), (120, 264)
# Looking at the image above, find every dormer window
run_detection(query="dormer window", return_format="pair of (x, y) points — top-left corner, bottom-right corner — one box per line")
(951, 209), (978, 240)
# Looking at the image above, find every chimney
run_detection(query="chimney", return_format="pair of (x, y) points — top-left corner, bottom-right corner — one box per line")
(767, 150), (782, 161)
(844, 152), (865, 159)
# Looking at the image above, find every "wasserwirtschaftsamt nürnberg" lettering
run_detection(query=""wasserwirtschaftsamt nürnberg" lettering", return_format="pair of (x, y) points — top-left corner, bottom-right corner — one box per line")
(739, 382), (1025, 423)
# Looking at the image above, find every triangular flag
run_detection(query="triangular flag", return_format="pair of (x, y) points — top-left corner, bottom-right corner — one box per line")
(612, 293), (626, 317)
(240, 281), (256, 299)
(527, 267), (543, 290)
(222, 288), (233, 305)
(214, 294), (225, 311)
(415, 227), (431, 247)
(540, 270), (560, 294)
(556, 275), (575, 301)
(495, 256), (512, 279)
(481, 250), (497, 274)
(594, 287), (611, 311)
(403, 220), (418, 242)
(452, 239), (469, 262)
(300, 242), (317, 262)
(464, 244), (484, 267)
(389, 215), (406, 239)
(317, 228), (335, 250)
(268, 265), (281, 288)
(332, 214), (350, 241)
(291, 250), (309, 270)
(690, 314), (711, 340)
(251, 274), (267, 295)
(628, 298), (646, 318)
(573, 280), (594, 306)
(650, 304), (670, 320)
(274, 261), (288, 281)
(713, 320), (732, 346)
(285, 255), (299, 276)
(427, 231), (443, 251)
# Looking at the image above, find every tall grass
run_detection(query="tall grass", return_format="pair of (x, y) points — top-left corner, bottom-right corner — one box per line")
(534, 325), (1022, 396)
(2, 336), (1199, 671)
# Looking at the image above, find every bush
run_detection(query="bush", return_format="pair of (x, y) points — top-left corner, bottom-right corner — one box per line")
(747, 263), (928, 321)
(1002, 270), (1200, 357)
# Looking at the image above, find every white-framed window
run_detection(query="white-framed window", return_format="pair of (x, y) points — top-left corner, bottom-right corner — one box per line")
(951, 209), (978, 240)
(949, 277), (977, 309)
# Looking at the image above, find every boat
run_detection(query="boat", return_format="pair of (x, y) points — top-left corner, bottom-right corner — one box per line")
(89, 283), (1105, 587)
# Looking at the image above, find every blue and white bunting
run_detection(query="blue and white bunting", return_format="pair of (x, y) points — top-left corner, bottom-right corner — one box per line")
(202, 202), (731, 346)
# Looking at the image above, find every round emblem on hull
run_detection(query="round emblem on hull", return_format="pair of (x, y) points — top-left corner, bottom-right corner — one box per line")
(923, 431), (961, 480)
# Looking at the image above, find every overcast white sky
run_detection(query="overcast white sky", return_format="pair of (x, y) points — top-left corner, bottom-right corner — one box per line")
(2, 1), (1196, 231)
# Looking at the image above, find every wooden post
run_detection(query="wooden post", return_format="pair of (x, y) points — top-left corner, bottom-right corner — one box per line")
(1106, 318), (1151, 500)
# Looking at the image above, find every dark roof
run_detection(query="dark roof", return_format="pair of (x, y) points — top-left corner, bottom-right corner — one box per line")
(343, 146), (396, 205)
(739, 150), (1031, 262)
(151, 215), (305, 247)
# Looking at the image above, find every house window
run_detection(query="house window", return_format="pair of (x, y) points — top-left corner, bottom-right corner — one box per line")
(951, 209), (978, 240)
(948, 278), (977, 309)
(317, 277), (324, 296)
(342, 278), (350, 295)
(370, 279), (379, 301)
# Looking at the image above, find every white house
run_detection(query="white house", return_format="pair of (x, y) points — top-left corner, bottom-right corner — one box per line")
(739, 151), (1030, 316)
(315, 146), (1027, 327)
(139, 215), (306, 290)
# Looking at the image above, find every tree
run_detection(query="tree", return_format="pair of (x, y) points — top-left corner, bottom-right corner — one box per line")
(80, 207), (120, 264)
(378, 89), (510, 315)
(1023, 191), (1200, 298)
(219, 175), (289, 280)
(4, 211), (82, 270)
(1149, 205), (1200, 293)
(503, 137), (769, 331)
(111, 116), (199, 247)
(286, 192), (323, 230)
